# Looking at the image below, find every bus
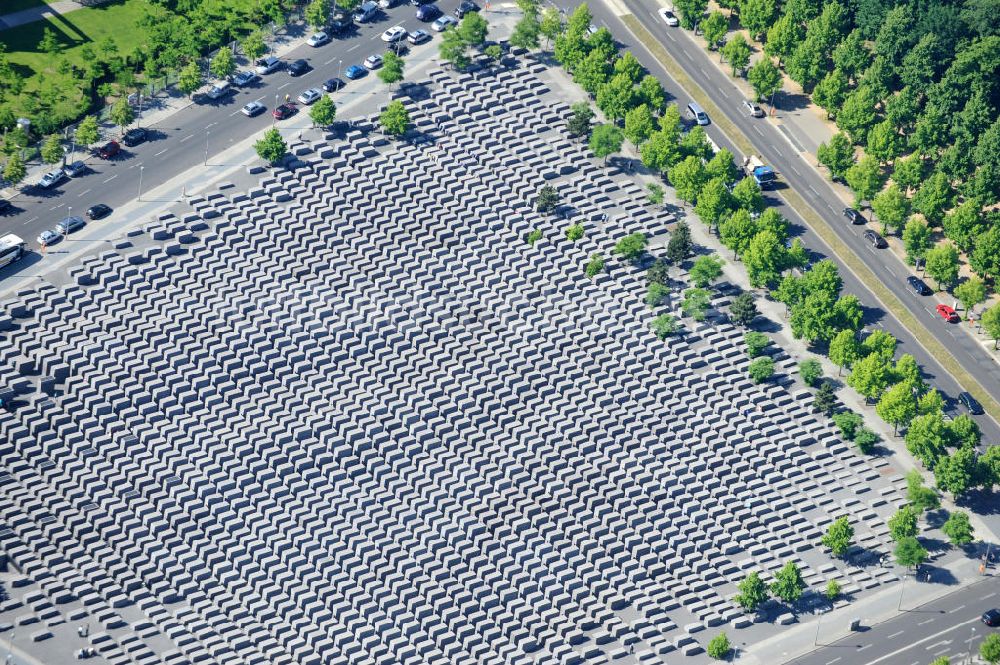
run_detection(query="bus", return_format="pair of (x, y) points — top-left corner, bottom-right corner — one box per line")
(0, 234), (27, 270)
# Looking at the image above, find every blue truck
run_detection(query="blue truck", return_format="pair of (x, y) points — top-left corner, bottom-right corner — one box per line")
(743, 155), (776, 189)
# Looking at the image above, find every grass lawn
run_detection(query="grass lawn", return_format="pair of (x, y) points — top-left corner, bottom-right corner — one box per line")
(1, 0), (152, 127)
(1, 0), (49, 15)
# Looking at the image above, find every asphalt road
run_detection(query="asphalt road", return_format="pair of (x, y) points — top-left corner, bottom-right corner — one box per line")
(787, 576), (1000, 665)
(546, 0), (1000, 450)
(0, 1), (452, 260)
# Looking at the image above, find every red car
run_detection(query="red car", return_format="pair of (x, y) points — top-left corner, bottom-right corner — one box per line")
(97, 140), (120, 159)
(936, 304), (960, 323)
(272, 103), (298, 120)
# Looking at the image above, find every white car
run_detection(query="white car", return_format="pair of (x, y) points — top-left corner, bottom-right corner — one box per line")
(38, 170), (66, 189)
(307, 31), (330, 47)
(742, 99), (764, 117)
(407, 29), (431, 44)
(37, 229), (61, 246)
(297, 88), (323, 105)
(658, 8), (679, 26)
(432, 14), (457, 31)
(381, 26), (407, 42)
(364, 54), (383, 69)
(241, 101), (266, 117)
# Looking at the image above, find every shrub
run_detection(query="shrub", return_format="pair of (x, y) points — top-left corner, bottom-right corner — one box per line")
(526, 229), (542, 246)
(650, 314), (679, 340)
(831, 410), (863, 440)
(744, 331), (770, 358)
(748, 357), (775, 384)
(798, 359), (823, 387)
(585, 253), (605, 278)
(645, 283), (669, 309)
(854, 426), (879, 454)
(565, 223), (584, 241)
(824, 579), (841, 601)
(706, 633), (731, 660)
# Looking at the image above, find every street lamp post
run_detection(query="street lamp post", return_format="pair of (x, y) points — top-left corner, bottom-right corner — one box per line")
(337, 60), (342, 82)
(897, 574), (908, 611)
(137, 165), (145, 201)
(273, 94), (279, 126)
(967, 625), (976, 664)
(204, 130), (210, 166)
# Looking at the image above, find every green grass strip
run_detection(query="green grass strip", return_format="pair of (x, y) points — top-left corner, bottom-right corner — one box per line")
(621, 13), (1000, 421)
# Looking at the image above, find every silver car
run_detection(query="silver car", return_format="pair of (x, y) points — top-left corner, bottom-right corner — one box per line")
(742, 99), (764, 117)
(56, 216), (85, 235)
(39, 169), (66, 189)
(37, 229), (61, 246)
(297, 88), (323, 105)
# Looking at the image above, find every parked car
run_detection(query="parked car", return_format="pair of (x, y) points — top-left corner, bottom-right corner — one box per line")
(323, 78), (346, 92)
(363, 54), (383, 69)
(432, 14), (457, 30)
(0, 199), (11, 213)
(658, 8), (679, 25)
(307, 31), (331, 46)
(741, 99), (764, 117)
(122, 127), (148, 147)
(345, 64), (367, 79)
(863, 230), (887, 248)
(56, 216), (85, 235)
(241, 101), (267, 117)
(379, 0), (398, 8)
(297, 88), (323, 105)
(37, 229), (61, 246)
(288, 59), (311, 76)
(86, 204), (112, 220)
(982, 609), (1000, 626)
(329, 17), (353, 33)
(64, 161), (87, 177)
(907, 275), (932, 296)
(936, 304), (960, 323)
(272, 103), (298, 119)
(416, 4), (441, 20)
(97, 140), (120, 159)
(408, 29), (431, 44)
(232, 70), (260, 86)
(843, 207), (864, 224)
(255, 56), (282, 74)
(959, 391), (984, 415)
(38, 170), (66, 189)
(455, 0), (479, 17)
(410, 0), (434, 6)
(382, 26), (407, 42)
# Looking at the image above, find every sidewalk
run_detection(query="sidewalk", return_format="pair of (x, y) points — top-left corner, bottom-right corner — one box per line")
(0, 0), (81, 30)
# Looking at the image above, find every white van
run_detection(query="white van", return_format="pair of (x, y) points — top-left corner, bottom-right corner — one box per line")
(354, 1), (378, 22)
(206, 81), (232, 100)
(686, 102), (709, 125)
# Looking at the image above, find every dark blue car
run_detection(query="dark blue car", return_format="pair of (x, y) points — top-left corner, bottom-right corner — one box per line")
(345, 64), (367, 79)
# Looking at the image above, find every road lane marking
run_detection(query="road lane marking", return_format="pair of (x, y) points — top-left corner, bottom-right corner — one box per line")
(825, 658), (841, 665)
(699, 67), (708, 77)
(917, 618), (935, 626)
(348, 43), (360, 52)
(102, 174), (118, 182)
(753, 126), (763, 136)
(206, 121), (218, 128)
(771, 144), (783, 157)
(925, 307), (933, 314)
(949, 605), (966, 613)
(683, 50), (693, 60)
(887, 631), (904, 639)
(278, 82), (291, 90)
(790, 165), (801, 176)
(863, 618), (980, 665)
(21, 216), (38, 227)
(180, 134), (194, 143)
(666, 31), (675, 41)
(717, 86), (728, 98)
(926, 640), (951, 649)
(325, 56), (340, 64)
(49, 204), (63, 210)
(808, 185), (819, 197)
(154, 149), (168, 156)
(76, 189), (91, 197)
(857, 644), (871, 652)
(982, 593), (997, 600)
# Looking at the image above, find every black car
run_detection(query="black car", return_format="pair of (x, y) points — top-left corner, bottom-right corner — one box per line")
(455, 0), (479, 16)
(329, 17), (353, 33)
(863, 229), (887, 248)
(86, 204), (112, 220)
(843, 207), (864, 224)
(323, 78), (346, 92)
(907, 275), (932, 296)
(122, 127), (148, 147)
(0, 199), (10, 213)
(959, 391), (984, 416)
(410, 0), (434, 6)
(416, 3), (440, 19)
(288, 59), (311, 76)
(983, 609), (1000, 627)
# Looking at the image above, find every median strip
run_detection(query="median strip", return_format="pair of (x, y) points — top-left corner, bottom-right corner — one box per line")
(620, 13), (1000, 422)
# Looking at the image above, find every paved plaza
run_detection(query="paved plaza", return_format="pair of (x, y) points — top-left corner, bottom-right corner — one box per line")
(0, 58), (927, 665)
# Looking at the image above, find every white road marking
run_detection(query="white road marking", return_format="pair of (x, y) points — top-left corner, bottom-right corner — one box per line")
(667, 31), (675, 41)
(982, 593), (997, 600)
(699, 67), (708, 77)
(180, 135), (194, 143)
(278, 82), (291, 90)
(924, 307), (933, 314)
(862, 618), (979, 665)
(825, 658), (841, 665)
(949, 605), (966, 613)
(348, 43), (361, 52)
(325, 56), (340, 64)
(753, 126), (763, 137)
(887, 631), (904, 639)
(154, 149), (168, 156)
(684, 50), (693, 61)
(718, 86), (729, 98)
(49, 204), (63, 211)
(790, 165), (801, 176)
(857, 644), (871, 652)
(932, 648), (950, 656)
(917, 618), (935, 626)
(771, 144), (783, 157)
(21, 216), (38, 226)
(76, 189), (91, 197)
(808, 185), (819, 197)
(926, 640), (951, 650)
(206, 121), (217, 128)
(102, 174), (118, 183)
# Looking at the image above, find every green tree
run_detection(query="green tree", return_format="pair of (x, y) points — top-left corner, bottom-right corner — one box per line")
(178, 61), (203, 98)
(817, 133), (855, 180)
(894, 536), (927, 568)
(892, 154), (925, 195)
(589, 124), (623, 165)
(614, 232), (647, 262)
(739, 0), (777, 40)
(902, 217), (932, 266)
(586, 27), (616, 63)
(832, 29), (870, 80)
(669, 156), (707, 206)
(735, 571), (769, 612)
(917, 388), (944, 417)
(980, 446), (1000, 492)
(770, 561), (806, 603)
(905, 470), (940, 512)
(378, 51), (404, 87)
(748, 356), (775, 383)
(721, 34), (752, 76)
(719, 210), (755, 259)
(707, 634), (731, 660)
(941, 511), (973, 546)
(730, 292), (758, 327)
(646, 183), (665, 206)
(847, 352), (891, 403)
(210, 47), (236, 80)
(935, 446), (978, 499)
(744, 230), (787, 288)
(813, 380), (837, 415)
(682, 287), (712, 321)
(871, 184), (909, 235)
(110, 97), (135, 131)
(799, 358), (823, 387)
(706, 148), (738, 185)
(971, 228), (1000, 281)
(567, 102), (595, 139)
(553, 5), (591, 69)
(440, 28), (470, 69)
(924, 243), (960, 291)
(954, 278), (986, 320)
(585, 252), (605, 277)
(536, 184), (559, 213)
(732, 176), (764, 215)
(861, 329), (896, 360)
(309, 95), (336, 127)
(305, 0), (332, 29)
(845, 155), (883, 208)
(866, 120), (902, 164)
(744, 331), (771, 358)
(681, 126), (713, 161)
(254, 127), (287, 164)
(458, 12), (489, 46)
(812, 69), (848, 119)
(748, 58), (782, 104)
(565, 223), (584, 241)
(982, 634), (1000, 665)
(949, 414), (982, 450)
(893, 353), (923, 392)
(912, 171), (954, 226)
(573, 50), (611, 95)
(764, 15), (803, 66)
(650, 314), (679, 339)
(38, 28), (61, 55)
(40, 135), (63, 165)
(2, 153), (26, 187)
(691, 255), (725, 288)
(640, 130), (680, 173)
(647, 260), (669, 286)
(623, 104), (654, 147)
(645, 283), (670, 309)
(832, 410), (864, 440)
(821, 516), (854, 557)
(380, 100), (410, 137)
(700, 11), (728, 50)
(905, 413), (950, 468)
(695, 177), (735, 231)
(888, 506), (919, 541)
(539, 7), (564, 50)
(74, 116), (100, 147)
(638, 75), (666, 112)
(595, 74), (635, 122)
(824, 579), (841, 601)
(242, 31), (267, 61)
(829, 329), (858, 375)
(613, 52), (642, 83)
(674, 0), (709, 29)
(984, 302), (1000, 349)
(510, 14), (541, 51)
(667, 222), (692, 264)
(837, 86), (879, 144)
(943, 201), (986, 253)
(876, 382), (917, 435)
